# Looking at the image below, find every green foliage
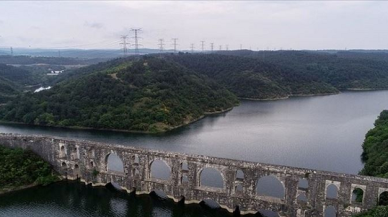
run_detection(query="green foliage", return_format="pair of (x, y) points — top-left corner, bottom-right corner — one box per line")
(355, 206), (388, 217)
(168, 53), (339, 100)
(356, 111), (388, 216)
(0, 56), (238, 132)
(0, 146), (59, 191)
(360, 110), (388, 177)
(177, 51), (388, 99)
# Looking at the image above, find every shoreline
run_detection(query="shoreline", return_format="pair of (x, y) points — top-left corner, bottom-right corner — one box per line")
(0, 106), (235, 135)
(0, 184), (40, 195)
(239, 91), (339, 101)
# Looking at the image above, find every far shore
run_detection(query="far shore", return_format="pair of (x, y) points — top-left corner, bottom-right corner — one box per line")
(0, 106), (235, 134)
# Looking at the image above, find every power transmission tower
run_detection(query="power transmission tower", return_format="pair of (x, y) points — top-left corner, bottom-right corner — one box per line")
(190, 43), (195, 53)
(58, 50), (61, 57)
(131, 28), (142, 55)
(200, 41), (205, 52)
(172, 38), (178, 53)
(120, 35), (129, 56)
(226, 45), (229, 51)
(219, 45), (222, 51)
(240, 44), (242, 50)
(158, 39), (165, 53)
(10, 47), (13, 56)
(210, 43), (214, 52)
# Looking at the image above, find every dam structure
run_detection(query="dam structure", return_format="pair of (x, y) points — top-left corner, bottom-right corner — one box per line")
(0, 133), (387, 217)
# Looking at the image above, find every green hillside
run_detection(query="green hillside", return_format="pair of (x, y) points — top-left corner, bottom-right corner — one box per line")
(0, 56), (238, 133)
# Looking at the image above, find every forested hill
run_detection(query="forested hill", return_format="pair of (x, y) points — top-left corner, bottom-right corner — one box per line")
(215, 51), (388, 91)
(168, 54), (339, 100)
(0, 77), (19, 104)
(0, 56), (238, 133)
(355, 111), (388, 216)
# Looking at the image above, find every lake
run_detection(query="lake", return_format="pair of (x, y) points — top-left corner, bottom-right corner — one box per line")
(1, 90), (388, 216)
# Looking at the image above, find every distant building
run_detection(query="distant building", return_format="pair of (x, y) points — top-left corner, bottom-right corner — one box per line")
(47, 70), (64, 75)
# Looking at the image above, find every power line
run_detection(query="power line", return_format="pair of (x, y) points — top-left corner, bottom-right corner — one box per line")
(131, 28), (142, 55)
(120, 35), (129, 56)
(172, 38), (178, 53)
(200, 41), (205, 52)
(190, 43), (195, 53)
(158, 39), (165, 53)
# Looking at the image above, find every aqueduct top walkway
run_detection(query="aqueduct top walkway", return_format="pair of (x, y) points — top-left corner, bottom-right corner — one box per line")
(1, 133), (388, 217)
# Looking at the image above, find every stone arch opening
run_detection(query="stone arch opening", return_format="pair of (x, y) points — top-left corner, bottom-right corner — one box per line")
(181, 175), (189, 184)
(106, 153), (124, 173)
(379, 191), (388, 206)
(326, 184), (338, 199)
(90, 161), (94, 168)
(236, 169), (244, 179)
(297, 192), (307, 202)
(133, 154), (139, 164)
(150, 159), (171, 180)
(60, 145), (65, 156)
(133, 168), (140, 178)
(235, 184), (243, 193)
(61, 162), (67, 168)
(298, 178), (308, 189)
(74, 164), (80, 177)
(106, 182), (123, 191)
(181, 161), (188, 170)
(324, 205), (336, 217)
(199, 167), (224, 189)
(199, 199), (221, 209)
(150, 189), (168, 200)
(256, 210), (280, 217)
(352, 188), (364, 203)
(256, 175), (285, 199)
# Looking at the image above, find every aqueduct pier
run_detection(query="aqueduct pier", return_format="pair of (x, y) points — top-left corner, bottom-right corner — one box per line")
(1, 133), (388, 217)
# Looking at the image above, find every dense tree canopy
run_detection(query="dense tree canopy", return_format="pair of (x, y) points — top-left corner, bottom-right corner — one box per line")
(168, 53), (339, 99)
(0, 56), (238, 132)
(0, 146), (58, 192)
(355, 111), (388, 216)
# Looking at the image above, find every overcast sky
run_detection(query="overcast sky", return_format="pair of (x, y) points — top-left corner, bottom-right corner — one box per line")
(0, 1), (387, 50)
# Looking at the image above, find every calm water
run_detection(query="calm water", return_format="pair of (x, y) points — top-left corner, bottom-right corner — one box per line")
(1, 90), (388, 216)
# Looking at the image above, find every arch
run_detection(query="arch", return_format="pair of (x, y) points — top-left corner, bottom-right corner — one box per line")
(150, 189), (168, 199)
(326, 184), (338, 199)
(298, 178), (309, 189)
(199, 167), (224, 189)
(106, 153), (124, 173)
(324, 205), (336, 217)
(150, 159), (171, 180)
(133, 154), (140, 164)
(297, 192), (308, 202)
(181, 175), (189, 184)
(181, 161), (188, 170)
(236, 169), (244, 179)
(379, 191), (388, 206)
(200, 199), (220, 209)
(351, 188), (364, 203)
(90, 161), (94, 168)
(256, 175), (285, 199)
(235, 184), (243, 193)
(60, 145), (65, 156)
(61, 162), (67, 168)
(257, 210), (280, 217)
(133, 168), (140, 177)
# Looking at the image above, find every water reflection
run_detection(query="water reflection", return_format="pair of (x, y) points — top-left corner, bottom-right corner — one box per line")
(0, 181), (257, 217)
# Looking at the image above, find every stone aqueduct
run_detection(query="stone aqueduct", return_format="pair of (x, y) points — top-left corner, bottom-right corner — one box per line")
(1, 133), (388, 217)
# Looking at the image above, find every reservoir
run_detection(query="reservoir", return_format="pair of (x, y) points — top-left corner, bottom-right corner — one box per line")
(1, 90), (388, 216)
